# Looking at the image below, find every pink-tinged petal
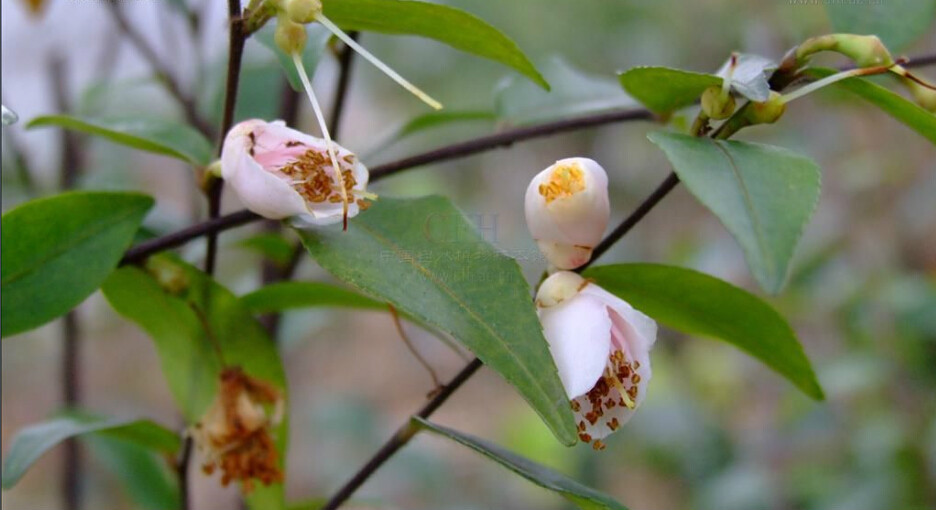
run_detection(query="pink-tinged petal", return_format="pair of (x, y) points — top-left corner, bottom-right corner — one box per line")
(225, 148), (309, 219)
(579, 283), (657, 355)
(536, 241), (593, 271)
(538, 293), (613, 400)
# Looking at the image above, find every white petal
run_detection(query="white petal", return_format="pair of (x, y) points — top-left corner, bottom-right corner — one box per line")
(538, 293), (613, 399)
(221, 122), (309, 219)
(524, 157), (609, 248)
(536, 241), (593, 271)
(579, 283), (657, 355)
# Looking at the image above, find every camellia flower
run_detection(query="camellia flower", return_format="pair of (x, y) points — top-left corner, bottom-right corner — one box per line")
(221, 119), (371, 226)
(535, 271), (657, 450)
(525, 157), (610, 270)
(191, 367), (285, 492)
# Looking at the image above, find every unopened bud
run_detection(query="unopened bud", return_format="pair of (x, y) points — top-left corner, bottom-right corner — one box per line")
(795, 34), (894, 69)
(745, 91), (786, 125)
(700, 85), (736, 120)
(535, 271), (586, 308)
(525, 158), (610, 270)
(285, 0), (321, 24)
(274, 17), (307, 55)
(902, 77), (936, 113)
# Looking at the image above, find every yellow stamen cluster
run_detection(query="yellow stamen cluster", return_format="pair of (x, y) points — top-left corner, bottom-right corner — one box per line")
(538, 163), (585, 204)
(192, 367), (284, 493)
(279, 147), (370, 211)
(573, 350), (641, 449)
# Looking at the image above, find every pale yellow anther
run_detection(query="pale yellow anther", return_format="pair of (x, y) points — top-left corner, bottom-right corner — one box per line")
(539, 163), (586, 203)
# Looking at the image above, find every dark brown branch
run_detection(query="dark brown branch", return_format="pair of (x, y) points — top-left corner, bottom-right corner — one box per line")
(118, 54), (936, 267)
(319, 358), (483, 510)
(107, 1), (213, 137)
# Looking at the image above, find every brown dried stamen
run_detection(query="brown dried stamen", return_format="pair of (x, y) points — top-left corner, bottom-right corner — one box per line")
(279, 149), (367, 210)
(573, 349), (641, 447)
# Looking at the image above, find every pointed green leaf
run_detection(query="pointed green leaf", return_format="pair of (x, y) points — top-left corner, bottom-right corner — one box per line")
(323, 0), (548, 89)
(27, 115), (213, 165)
(583, 263), (824, 400)
(1, 191), (154, 337)
(83, 434), (180, 510)
(102, 255), (288, 509)
(825, 0), (936, 52)
(296, 196), (577, 445)
(618, 66), (721, 113)
(648, 132), (821, 293)
(807, 67), (936, 146)
(414, 418), (629, 510)
(497, 56), (637, 124)
(241, 281), (385, 313)
(1, 415), (179, 489)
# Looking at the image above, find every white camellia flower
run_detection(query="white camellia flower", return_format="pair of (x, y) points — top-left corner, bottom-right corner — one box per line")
(525, 157), (610, 270)
(221, 119), (371, 226)
(535, 271), (657, 450)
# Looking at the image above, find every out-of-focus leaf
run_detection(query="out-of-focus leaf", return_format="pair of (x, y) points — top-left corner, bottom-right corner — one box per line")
(584, 264), (824, 400)
(618, 66), (721, 113)
(254, 23), (331, 93)
(414, 418), (629, 510)
(241, 281), (385, 313)
(1, 192), (154, 338)
(323, 0), (548, 89)
(647, 132), (821, 293)
(1, 415), (179, 489)
(496, 56), (637, 124)
(83, 434), (180, 510)
(368, 110), (497, 155)
(715, 53), (775, 102)
(825, 0), (936, 52)
(27, 115), (213, 165)
(102, 255), (288, 509)
(296, 196), (577, 445)
(203, 59), (283, 126)
(239, 232), (296, 267)
(807, 67), (936, 146)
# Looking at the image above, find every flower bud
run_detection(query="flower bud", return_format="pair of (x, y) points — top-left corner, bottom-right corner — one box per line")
(744, 91), (786, 125)
(700, 85), (736, 120)
(535, 271), (657, 449)
(795, 34), (894, 69)
(525, 158), (610, 270)
(221, 119), (371, 226)
(902, 77), (936, 113)
(274, 17), (307, 55)
(285, 0), (321, 24)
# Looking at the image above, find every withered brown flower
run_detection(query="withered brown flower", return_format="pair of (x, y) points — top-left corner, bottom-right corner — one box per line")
(191, 367), (284, 492)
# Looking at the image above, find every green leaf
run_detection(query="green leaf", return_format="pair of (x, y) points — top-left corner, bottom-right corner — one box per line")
(323, 0), (548, 89)
(254, 23), (331, 93)
(239, 233), (297, 268)
(497, 56), (637, 124)
(647, 132), (821, 293)
(825, 0), (936, 52)
(1, 415), (179, 489)
(241, 281), (386, 314)
(414, 418), (629, 510)
(83, 434), (180, 510)
(807, 67), (936, 146)
(27, 115), (214, 166)
(1, 191), (154, 338)
(102, 255), (288, 508)
(583, 263), (824, 400)
(296, 196), (577, 445)
(618, 66), (721, 113)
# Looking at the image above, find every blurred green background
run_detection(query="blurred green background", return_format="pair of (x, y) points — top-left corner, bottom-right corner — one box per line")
(2, 0), (935, 509)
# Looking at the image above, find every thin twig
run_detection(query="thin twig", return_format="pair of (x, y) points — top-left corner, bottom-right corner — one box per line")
(106, 1), (212, 137)
(319, 358), (483, 510)
(116, 53), (936, 268)
(388, 305), (442, 393)
(52, 54), (82, 510)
